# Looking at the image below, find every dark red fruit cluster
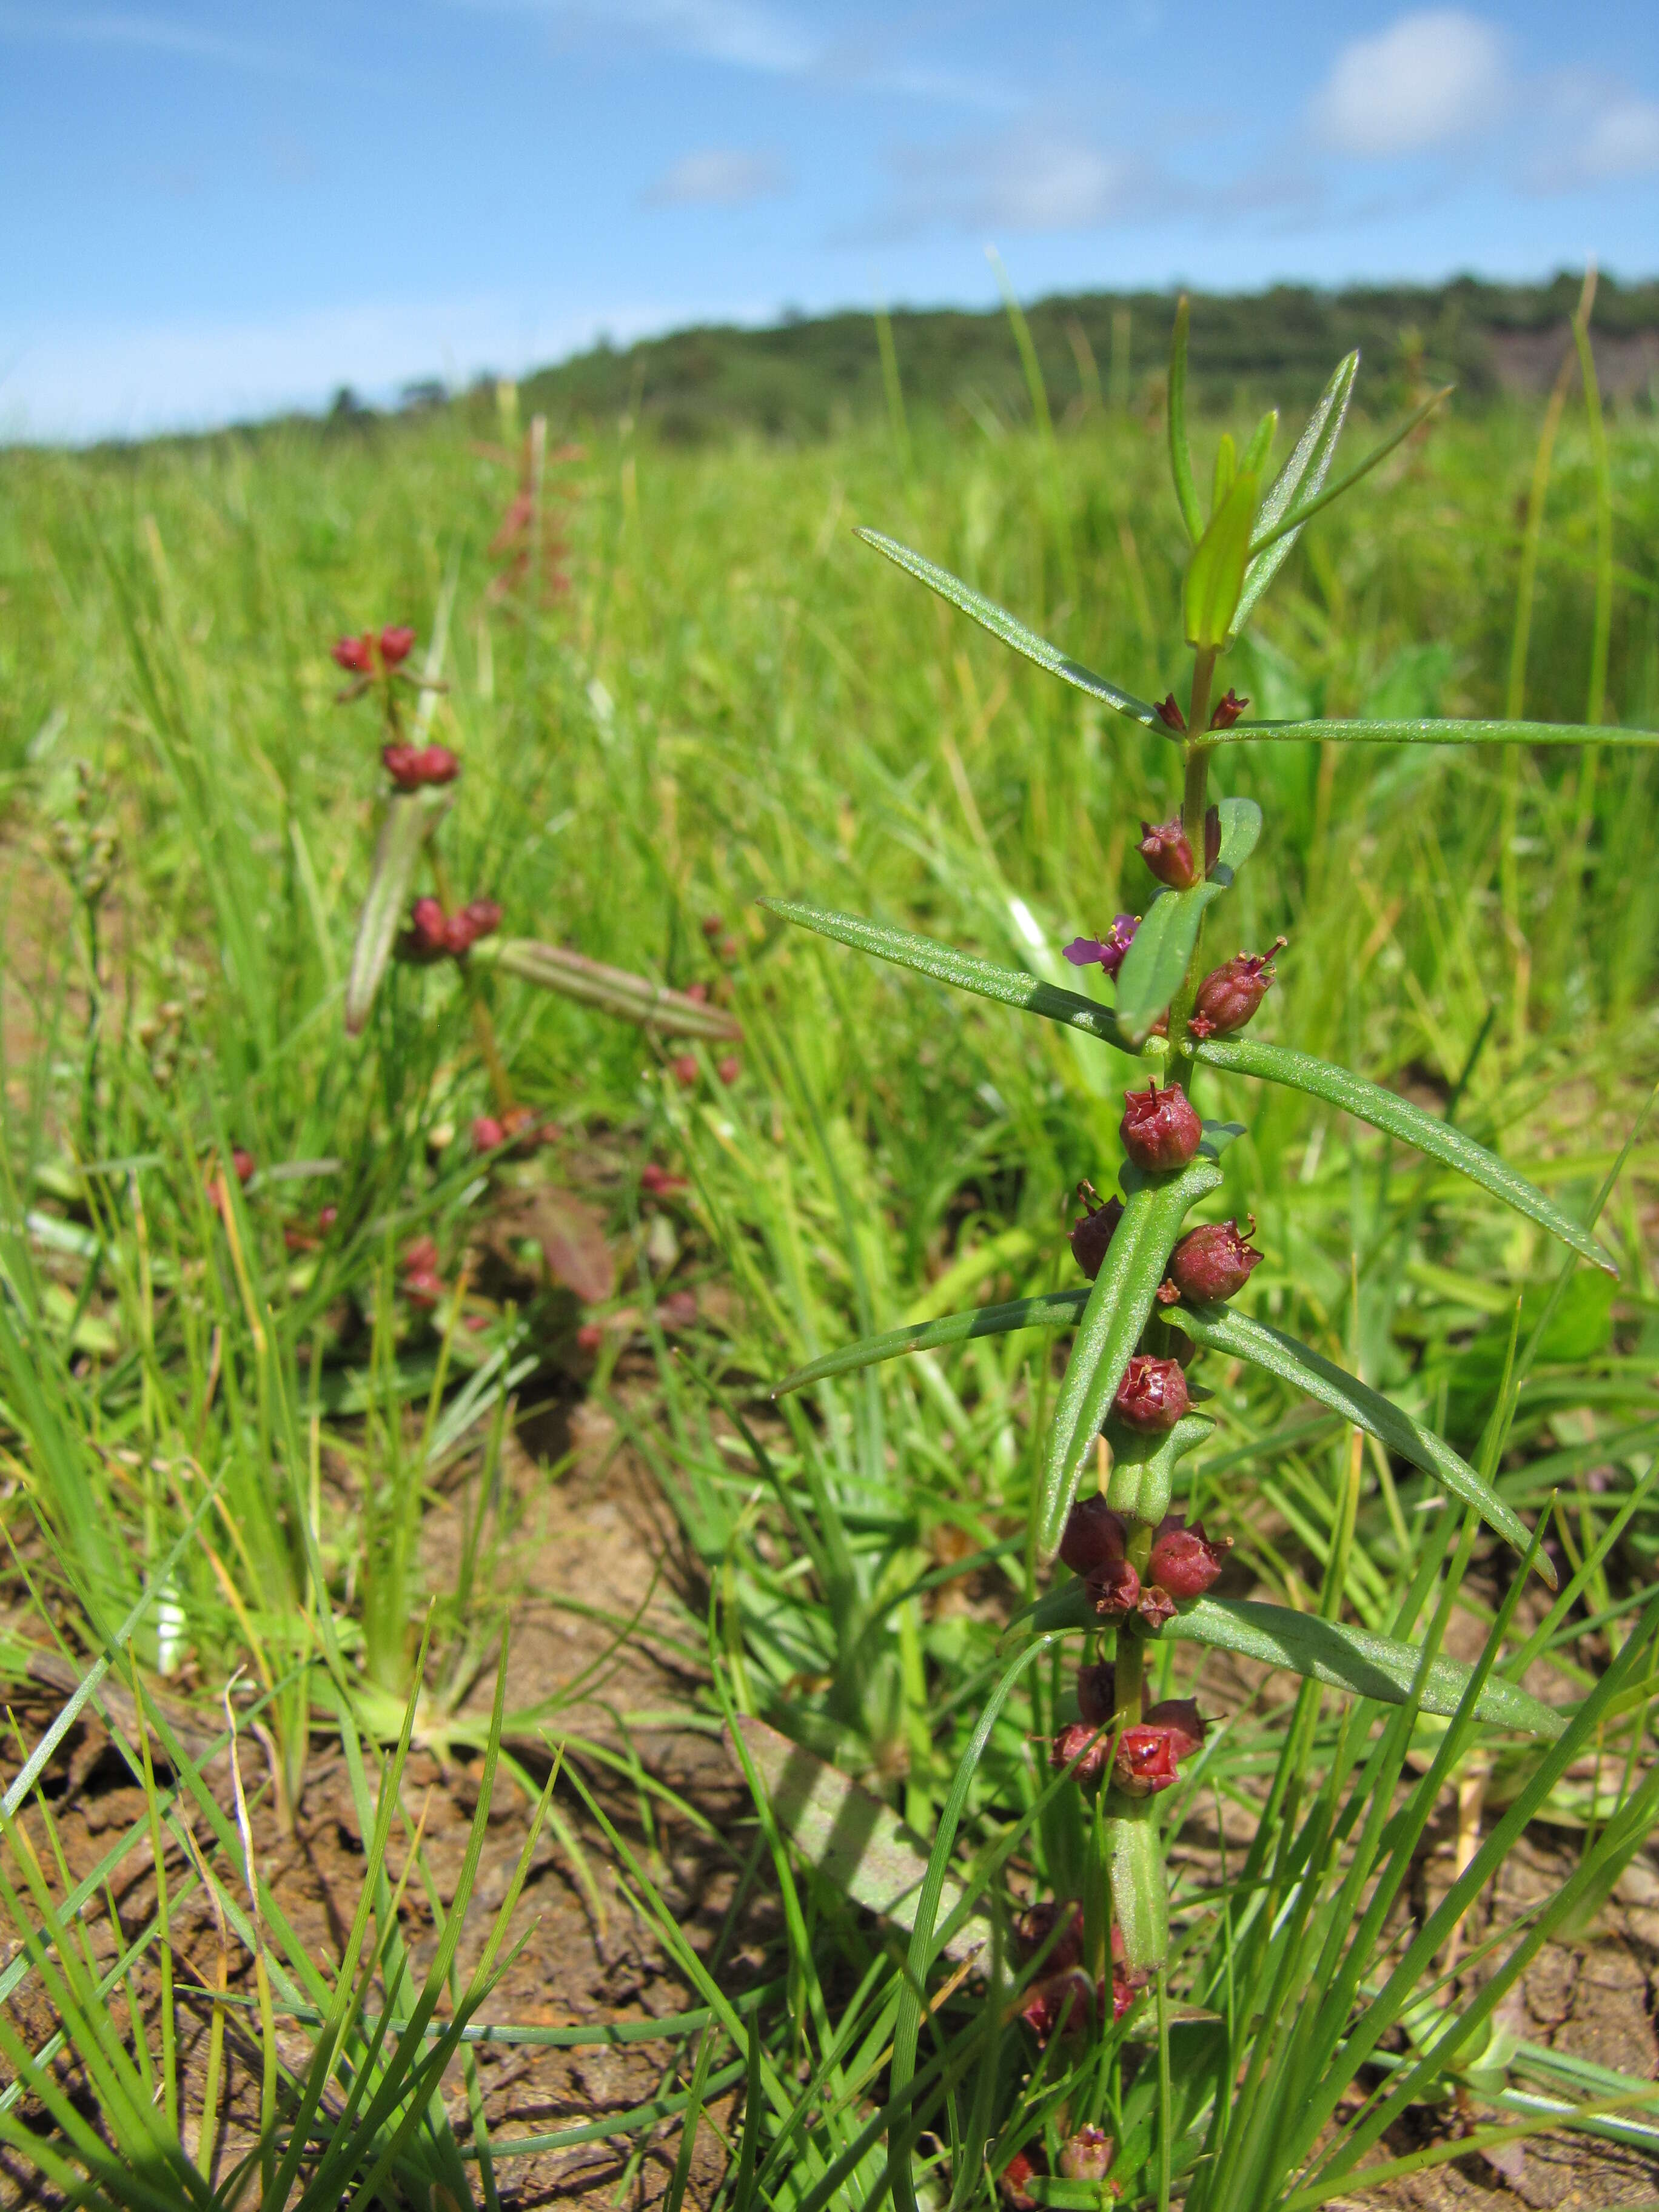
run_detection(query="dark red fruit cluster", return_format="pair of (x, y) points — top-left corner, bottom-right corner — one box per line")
(401, 1233), (445, 1309)
(1059, 1503), (1227, 1627)
(404, 896), (502, 960)
(333, 625), (416, 674)
(382, 742), (458, 791)
(1013, 1903), (1146, 2048)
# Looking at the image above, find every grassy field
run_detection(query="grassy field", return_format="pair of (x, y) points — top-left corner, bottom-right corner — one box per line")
(0, 326), (1657, 2207)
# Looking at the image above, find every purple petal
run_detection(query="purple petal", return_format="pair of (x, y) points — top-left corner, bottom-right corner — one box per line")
(1064, 936), (1109, 968)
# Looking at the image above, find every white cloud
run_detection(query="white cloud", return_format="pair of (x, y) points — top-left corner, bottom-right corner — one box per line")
(883, 126), (1151, 235)
(644, 147), (787, 207)
(1311, 10), (1508, 157)
(0, 295), (685, 446)
(460, 0), (813, 75)
(0, 6), (297, 70)
(1529, 81), (1659, 190)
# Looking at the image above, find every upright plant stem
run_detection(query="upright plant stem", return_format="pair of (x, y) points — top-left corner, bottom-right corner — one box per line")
(430, 851), (515, 1114)
(1570, 272), (1612, 843)
(1502, 284), (1584, 945)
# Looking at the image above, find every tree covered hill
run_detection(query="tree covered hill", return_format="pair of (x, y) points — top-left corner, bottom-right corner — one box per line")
(504, 273), (1659, 444)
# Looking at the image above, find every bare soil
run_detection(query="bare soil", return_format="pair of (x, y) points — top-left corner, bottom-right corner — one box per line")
(2, 1401), (1655, 2207)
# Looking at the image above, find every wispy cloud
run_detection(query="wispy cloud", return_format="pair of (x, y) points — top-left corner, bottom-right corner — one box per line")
(1527, 75), (1659, 191)
(1310, 10), (1509, 158)
(862, 122), (1161, 240)
(0, 6), (298, 70)
(455, 0), (1013, 105)
(644, 147), (788, 207)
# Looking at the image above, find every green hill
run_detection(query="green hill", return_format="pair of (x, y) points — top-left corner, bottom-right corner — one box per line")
(501, 273), (1659, 444)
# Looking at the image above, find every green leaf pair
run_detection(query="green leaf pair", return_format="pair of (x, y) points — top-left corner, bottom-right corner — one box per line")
(1025, 1586), (1564, 1738)
(766, 900), (1613, 1275)
(771, 1272), (1544, 1584)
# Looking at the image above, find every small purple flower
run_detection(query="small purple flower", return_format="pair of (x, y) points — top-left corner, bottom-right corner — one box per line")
(1063, 914), (1139, 980)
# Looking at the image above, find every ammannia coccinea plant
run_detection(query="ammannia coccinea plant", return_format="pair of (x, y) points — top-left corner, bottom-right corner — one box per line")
(764, 300), (1658, 2062)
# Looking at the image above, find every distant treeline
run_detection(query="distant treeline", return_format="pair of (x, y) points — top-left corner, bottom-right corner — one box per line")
(494, 274), (1659, 444)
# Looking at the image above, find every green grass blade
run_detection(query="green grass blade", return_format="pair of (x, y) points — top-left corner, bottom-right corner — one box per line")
(1167, 295), (1204, 543)
(1193, 1033), (1615, 1270)
(1233, 352), (1356, 630)
(484, 939), (742, 1037)
(762, 897), (1131, 1049)
(1114, 797), (1261, 1041)
(1232, 716), (1659, 745)
(344, 790), (445, 1036)
(854, 529), (1164, 731)
(888, 1635), (1056, 2212)
(1041, 1156), (1224, 1555)
(1171, 1303), (1546, 1576)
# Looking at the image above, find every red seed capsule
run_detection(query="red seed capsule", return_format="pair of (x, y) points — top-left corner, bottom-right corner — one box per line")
(1058, 2127), (1113, 2182)
(378, 625), (417, 666)
(382, 742), (424, 789)
(1057, 1495), (1127, 1580)
(1113, 1700), (1207, 1795)
(1076, 1661), (1115, 1726)
(1208, 688), (1250, 731)
(1119, 1081), (1201, 1173)
(416, 743), (458, 785)
(1138, 816), (1199, 890)
(332, 632), (374, 673)
(1189, 938), (1285, 1039)
(472, 1114), (506, 1151)
(1069, 1185), (1123, 1280)
(1167, 1217), (1261, 1303)
(1112, 1353), (1188, 1433)
(230, 1148), (256, 1185)
(1154, 692), (1187, 733)
(1051, 1720), (1111, 1783)
(1148, 1516), (1231, 1600)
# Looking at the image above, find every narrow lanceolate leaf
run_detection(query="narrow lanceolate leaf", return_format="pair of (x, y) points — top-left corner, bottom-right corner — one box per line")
(1024, 1587), (1565, 1736)
(761, 898), (1132, 1050)
(1193, 1033), (1616, 1272)
(1247, 383), (1454, 558)
(729, 1718), (991, 1962)
(1183, 469), (1259, 650)
(1233, 716), (1659, 746)
(1114, 796), (1261, 1042)
(773, 1287), (1089, 1398)
(854, 530), (1165, 733)
(1170, 1302), (1551, 1583)
(1041, 1156), (1223, 1556)
(483, 940), (742, 1038)
(1233, 351), (1356, 632)
(345, 789), (447, 1035)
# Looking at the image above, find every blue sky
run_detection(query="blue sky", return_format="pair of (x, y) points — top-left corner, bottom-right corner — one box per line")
(5, 1), (1658, 441)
